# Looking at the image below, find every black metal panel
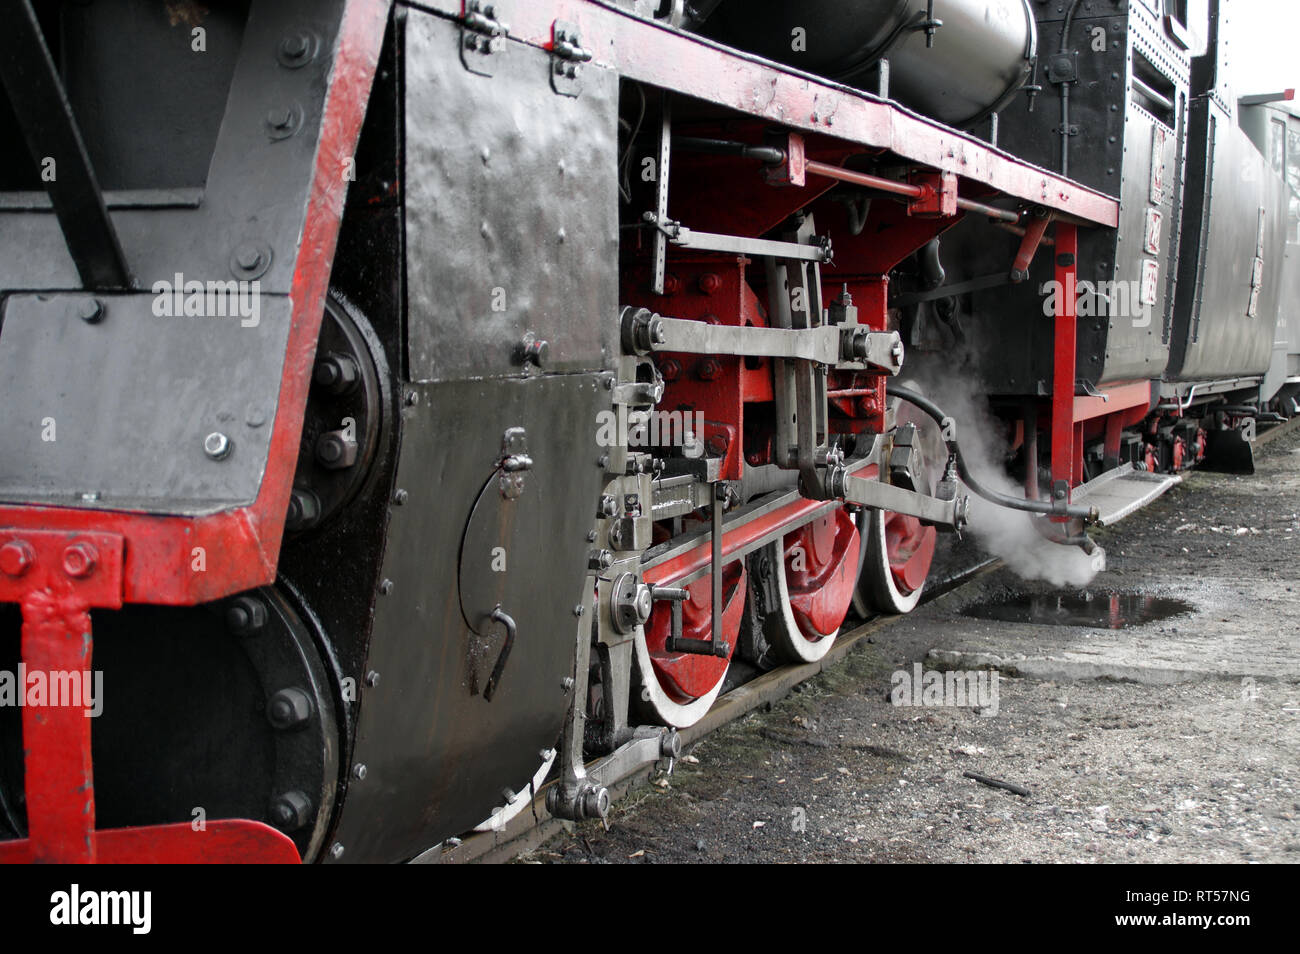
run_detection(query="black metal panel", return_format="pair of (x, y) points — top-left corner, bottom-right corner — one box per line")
(0, 0), (130, 288)
(59, 0), (250, 191)
(327, 372), (610, 862)
(0, 0), (348, 294)
(403, 10), (619, 382)
(0, 293), (290, 512)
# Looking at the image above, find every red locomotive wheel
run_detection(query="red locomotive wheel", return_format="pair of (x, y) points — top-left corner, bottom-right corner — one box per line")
(637, 561), (747, 727)
(855, 508), (937, 615)
(780, 507), (861, 652)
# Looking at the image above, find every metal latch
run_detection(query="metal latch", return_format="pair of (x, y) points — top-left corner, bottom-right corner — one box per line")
(550, 20), (593, 97)
(498, 427), (531, 499)
(461, 1), (508, 77)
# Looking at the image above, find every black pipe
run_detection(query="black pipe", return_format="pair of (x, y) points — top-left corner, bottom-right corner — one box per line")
(919, 239), (945, 289)
(1057, 0), (1083, 177)
(673, 136), (785, 164)
(887, 384), (1098, 522)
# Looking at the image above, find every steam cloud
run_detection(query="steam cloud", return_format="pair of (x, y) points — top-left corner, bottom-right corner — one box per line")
(904, 363), (1099, 588)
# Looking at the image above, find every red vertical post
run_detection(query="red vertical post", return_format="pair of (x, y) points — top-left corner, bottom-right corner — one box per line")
(1051, 223), (1079, 504)
(20, 588), (96, 863)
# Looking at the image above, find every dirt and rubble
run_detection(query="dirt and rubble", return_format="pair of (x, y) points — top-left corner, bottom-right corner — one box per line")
(527, 426), (1300, 863)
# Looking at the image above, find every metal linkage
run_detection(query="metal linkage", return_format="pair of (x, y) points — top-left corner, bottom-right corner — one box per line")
(830, 469), (968, 530)
(643, 212), (833, 263)
(621, 307), (903, 374)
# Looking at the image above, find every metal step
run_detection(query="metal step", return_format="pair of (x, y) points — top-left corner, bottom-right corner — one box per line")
(1071, 464), (1181, 526)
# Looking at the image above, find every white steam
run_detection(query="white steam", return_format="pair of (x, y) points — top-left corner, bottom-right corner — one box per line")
(905, 366), (1099, 588)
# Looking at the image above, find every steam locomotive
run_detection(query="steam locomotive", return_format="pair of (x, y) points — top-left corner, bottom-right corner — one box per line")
(0, 0), (1292, 863)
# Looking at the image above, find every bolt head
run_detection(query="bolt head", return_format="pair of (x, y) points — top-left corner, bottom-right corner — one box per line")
(392, 488), (409, 506)
(204, 432), (232, 460)
(280, 32), (310, 59)
(266, 107), (293, 129)
(285, 488), (321, 532)
(61, 542), (97, 579)
(267, 687), (314, 730)
(226, 595), (268, 636)
(234, 245), (263, 271)
(330, 843), (345, 860)
(313, 352), (360, 395)
(365, 670), (380, 687)
(353, 763), (368, 781)
(75, 297), (103, 323)
(583, 787), (610, 819)
(379, 578), (394, 595)
(0, 541), (34, 577)
(269, 790), (312, 831)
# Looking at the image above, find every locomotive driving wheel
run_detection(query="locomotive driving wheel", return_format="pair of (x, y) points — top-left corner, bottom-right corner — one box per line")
(853, 393), (943, 616)
(747, 506), (862, 664)
(854, 508), (937, 615)
(635, 561), (747, 728)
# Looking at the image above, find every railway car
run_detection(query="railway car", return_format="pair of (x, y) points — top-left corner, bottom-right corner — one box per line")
(0, 0), (1286, 864)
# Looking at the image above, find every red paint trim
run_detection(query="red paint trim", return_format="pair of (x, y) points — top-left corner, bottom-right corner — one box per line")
(18, 587), (96, 863)
(644, 466), (877, 586)
(0, 820), (300, 864)
(0, 0), (390, 608)
(1052, 224), (1079, 500)
(1072, 381), (1152, 423)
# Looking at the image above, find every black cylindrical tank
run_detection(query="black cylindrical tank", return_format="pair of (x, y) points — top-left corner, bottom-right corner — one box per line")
(702, 0), (1037, 128)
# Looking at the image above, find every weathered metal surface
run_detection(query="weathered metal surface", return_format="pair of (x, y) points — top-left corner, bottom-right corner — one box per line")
(403, 9), (619, 382)
(326, 373), (610, 862)
(0, 293), (289, 513)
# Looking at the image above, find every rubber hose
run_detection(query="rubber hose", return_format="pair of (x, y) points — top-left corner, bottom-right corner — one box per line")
(887, 384), (1097, 522)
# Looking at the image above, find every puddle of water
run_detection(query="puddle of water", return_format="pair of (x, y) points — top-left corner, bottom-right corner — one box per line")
(962, 591), (1195, 630)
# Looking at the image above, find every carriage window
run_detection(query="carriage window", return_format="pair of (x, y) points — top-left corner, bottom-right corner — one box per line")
(1270, 118), (1287, 177)
(1288, 122), (1300, 244)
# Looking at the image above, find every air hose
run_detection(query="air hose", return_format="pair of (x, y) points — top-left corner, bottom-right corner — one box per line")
(887, 384), (1099, 523)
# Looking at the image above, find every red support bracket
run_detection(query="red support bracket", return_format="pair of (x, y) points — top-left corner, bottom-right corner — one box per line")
(0, 528), (302, 864)
(1010, 211), (1053, 281)
(0, 529), (124, 863)
(763, 131), (806, 187)
(1051, 224), (1079, 513)
(907, 169), (958, 218)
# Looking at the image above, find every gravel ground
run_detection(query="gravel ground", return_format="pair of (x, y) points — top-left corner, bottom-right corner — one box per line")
(527, 426), (1300, 863)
